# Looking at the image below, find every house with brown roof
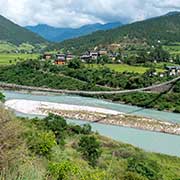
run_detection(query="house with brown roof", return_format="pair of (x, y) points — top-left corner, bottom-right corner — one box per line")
(55, 54), (66, 65)
(43, 53), (52, 60)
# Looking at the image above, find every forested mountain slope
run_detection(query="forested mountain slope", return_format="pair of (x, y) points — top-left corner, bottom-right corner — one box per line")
(0, 15), (47, 45)
(48, 12), (180, 53)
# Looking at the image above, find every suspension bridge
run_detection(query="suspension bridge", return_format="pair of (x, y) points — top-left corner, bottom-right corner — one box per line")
(0, 76), (180, 95)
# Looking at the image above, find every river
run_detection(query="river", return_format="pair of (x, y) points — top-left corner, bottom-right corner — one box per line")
(2, 90), (180, 157)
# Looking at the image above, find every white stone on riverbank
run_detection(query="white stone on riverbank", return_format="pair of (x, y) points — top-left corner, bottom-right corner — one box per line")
(5, 99), (122, 116)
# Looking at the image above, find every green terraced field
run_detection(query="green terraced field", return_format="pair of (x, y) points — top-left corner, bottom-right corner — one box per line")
(89, 64), (164, 74)
(164, 44), (180, 55)
(0, 54), (39, 65)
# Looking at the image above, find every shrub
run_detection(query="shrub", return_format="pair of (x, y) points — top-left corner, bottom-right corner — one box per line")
(174, 106), (180, 113)
(27, 131), (57, 156)
(68, 124), (83, 134)
(0, 92), (5, 102)
(44, 114), (67, 132)
(123, 172), (148, 180)
(173, 81), (180, 93)
(78, 135), (102, 167)
(81, 124), (92, 134)
(48, 161), (79, 180)
(44, 114), (67, 144)
(67, 58), (82, 69)
(83, 169), (109, 180)
(127, 155), (161, 180)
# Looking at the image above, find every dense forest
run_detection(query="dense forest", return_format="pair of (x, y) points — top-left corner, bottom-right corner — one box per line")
(47, 12), (180, 54)
(1, 107), (180, 180)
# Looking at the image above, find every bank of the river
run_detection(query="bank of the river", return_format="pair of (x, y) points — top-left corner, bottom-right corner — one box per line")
(2, 90), (180, 157)
(5, 99), (180, 136)
(3, 90), (180, 123)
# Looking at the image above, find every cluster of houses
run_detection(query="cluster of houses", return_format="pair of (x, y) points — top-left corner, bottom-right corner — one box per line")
(43, 53), (75, 65)
(80, 49), (120, 62)
(42, 51), (180, 77)
(43, 49), (121, 65)
(166, 66), (180, 76)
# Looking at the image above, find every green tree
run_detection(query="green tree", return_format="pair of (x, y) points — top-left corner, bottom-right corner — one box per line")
(44, 114), (67, 145)
(78, 135), (102, 167)
(81, 124), (92, 134)
(68, 58), (82, 69)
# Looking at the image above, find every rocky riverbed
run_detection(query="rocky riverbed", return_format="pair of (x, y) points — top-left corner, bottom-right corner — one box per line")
(41, 108), (180, 136)
(5, 99), (180, 136)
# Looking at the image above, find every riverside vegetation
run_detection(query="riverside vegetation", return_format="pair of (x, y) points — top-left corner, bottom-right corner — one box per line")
(1, 59), (180, 112)
(0, 108), (180, 180)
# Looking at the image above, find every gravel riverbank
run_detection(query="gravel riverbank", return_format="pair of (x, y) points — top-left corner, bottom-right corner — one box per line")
(5, 99), (180, 136)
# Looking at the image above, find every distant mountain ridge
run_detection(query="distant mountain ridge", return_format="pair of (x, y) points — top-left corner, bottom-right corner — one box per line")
(0, 15), (47, 45)
(26, 22), (123, 42)
(48, 11), (180, 53)
(165, 11), (180, 16)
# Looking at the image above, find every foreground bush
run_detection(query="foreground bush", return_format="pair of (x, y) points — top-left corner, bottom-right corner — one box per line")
(123, 172), (148, 180)
(78, 135), (102, 167)
(44, 113), (67, 145)
(27, 130), (57, 156)
(48, 161), (79, 180)
(127, 155), (161, 180)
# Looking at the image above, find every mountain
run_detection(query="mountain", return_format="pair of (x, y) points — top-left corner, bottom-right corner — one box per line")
(48, 12), (180, 53)
(0, 15), (47, 45)
(165, 11), (180, 16)
(26, 22), (123, 42)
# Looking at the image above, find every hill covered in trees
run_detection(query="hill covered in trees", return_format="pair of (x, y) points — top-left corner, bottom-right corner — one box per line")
(48, 12), (180, 54)
(0, 15), (47, 45)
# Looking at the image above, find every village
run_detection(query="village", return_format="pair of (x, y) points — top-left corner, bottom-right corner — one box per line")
(42, 49), (180, 77)
(43, 49), (120, 64)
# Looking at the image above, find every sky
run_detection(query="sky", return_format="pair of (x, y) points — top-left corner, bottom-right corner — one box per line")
(0, 0), (180, 28)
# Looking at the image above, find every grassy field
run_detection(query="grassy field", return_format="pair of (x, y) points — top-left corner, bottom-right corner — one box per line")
(89, 64), (164, 74)
(164, 44), (180, 55)
(0, 53), (39, 65)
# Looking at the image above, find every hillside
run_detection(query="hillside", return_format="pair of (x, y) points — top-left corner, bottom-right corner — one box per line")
(48, 12), (180, 53)
(0, 15), (47, 45)
(26, 22), (123, 42)
(1, 104), (180, 180)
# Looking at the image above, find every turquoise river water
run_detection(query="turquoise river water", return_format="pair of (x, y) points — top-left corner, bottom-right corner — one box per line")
(2, 90), (180, 157)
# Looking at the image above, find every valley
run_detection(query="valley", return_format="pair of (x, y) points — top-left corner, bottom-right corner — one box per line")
(1, 8), (180, 180)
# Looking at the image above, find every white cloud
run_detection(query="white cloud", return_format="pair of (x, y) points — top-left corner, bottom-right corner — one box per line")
(0, 0), (179, 27)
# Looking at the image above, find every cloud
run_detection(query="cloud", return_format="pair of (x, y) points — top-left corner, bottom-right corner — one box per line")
(0, 0), (179, 27)
(153, 0), (180, 9)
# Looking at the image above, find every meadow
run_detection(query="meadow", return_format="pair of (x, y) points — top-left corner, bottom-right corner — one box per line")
(0, 53), (39, 65)
(89, 64), (164, 74)
(164, 43), (180, 55)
